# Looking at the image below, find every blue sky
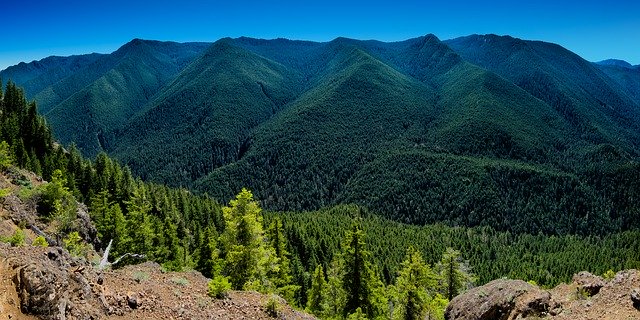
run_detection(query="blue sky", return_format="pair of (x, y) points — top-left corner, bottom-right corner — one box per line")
(1, 0), (639, 70)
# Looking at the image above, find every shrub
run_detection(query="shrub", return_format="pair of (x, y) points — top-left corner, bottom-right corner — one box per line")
(208, 275), (231, 299)
(63, 231), (89, 257)
(32, 235), (49, 247)
(3, 228), (26, 246)
(171, 277), (190, 286)
(132, 271), (150, 283)
(265, 294), (280, 318)
(603, 269), (615, 281)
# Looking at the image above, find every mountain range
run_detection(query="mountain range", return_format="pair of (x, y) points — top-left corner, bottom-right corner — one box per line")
(2, 34), (640, 235)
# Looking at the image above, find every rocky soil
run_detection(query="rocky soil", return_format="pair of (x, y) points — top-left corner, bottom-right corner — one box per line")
(446, 270), (640, 320)
(0, 169), (315, 320)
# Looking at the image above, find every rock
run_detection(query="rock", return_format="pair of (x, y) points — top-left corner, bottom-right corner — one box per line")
(127, 291), (140, 309)
(445, 279), (539, 320)
(631, 288), (640, 309)
(572, 271), (604, 296)
(14, 262), (68, 319)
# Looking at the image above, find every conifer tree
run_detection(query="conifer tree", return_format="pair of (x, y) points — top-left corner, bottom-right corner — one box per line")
(326, 258), (346, 318)
(437, 247), (475, 300)
(219, 188), (274, 291)
(395, 247), (438, 320)
(125, 185), (153, 255)
(306, 264), (327, 316)
(341, 224), (381, 318)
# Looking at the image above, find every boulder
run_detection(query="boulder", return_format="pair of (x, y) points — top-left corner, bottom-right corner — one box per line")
(445, 279), (553, 320)
(631, 288), (640, 309)
(572, 271), (604, 296)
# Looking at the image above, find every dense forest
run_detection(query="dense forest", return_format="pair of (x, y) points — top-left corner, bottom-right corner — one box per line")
(4, 36), (640, 239)
(2, 81), (640, 319)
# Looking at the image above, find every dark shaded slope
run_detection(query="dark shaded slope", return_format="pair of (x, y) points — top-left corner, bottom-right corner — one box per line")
(43, 39), (209, 156)
(595, 61), (640, 106)
(193, 37), (580, 233)
(0, 53), (104, 99)
(108, 39), (304, 186)
(445, 34), (640, 152)
(194, 44), (438, 210)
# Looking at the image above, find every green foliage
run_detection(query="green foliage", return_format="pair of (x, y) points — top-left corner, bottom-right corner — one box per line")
(306, 265), (327, 316)
(341, 223), (385, 318)
(207, 275), (231, 299)
(171, 277), (190, 286)
(32, 235), (49, 247)
(394, 247), (439, 320)
(0, 187), (11, 199)
(63, 231), (89, 257)
(265, 294), (281, 318)
(1, 228), (26, 246)
(0, 141), (13, 170)
(437, 248), (475, 300)
(219, 188), (275, 292)
(132, 271), (150, 283)
(603, 269), (616, 281)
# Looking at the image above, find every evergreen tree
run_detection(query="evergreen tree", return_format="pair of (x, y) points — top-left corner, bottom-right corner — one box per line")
(326, 258), (346, 319)
(196, 225), (221, 278)
(125, 185), (153, 256)
(341, 224), (380, 318)
(306, 264), (327, 316)
(219, 188), (274, 291)
(395, 247), (438, 320)
(437, 247), (475, 300)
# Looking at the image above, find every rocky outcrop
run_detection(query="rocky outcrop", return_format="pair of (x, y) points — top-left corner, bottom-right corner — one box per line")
(447, 270), (640, 320)
(445, 279), (554, 320)
(9, 246), (102, 320)
(572, 271), (604, 296)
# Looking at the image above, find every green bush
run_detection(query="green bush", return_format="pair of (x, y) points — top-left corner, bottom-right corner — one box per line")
(207, 275), (231, 299)
(32, 235), (49, 247)
(265, 294), (280, 318)
(63, 231), (88, 257)
(2, 228), (26, 246)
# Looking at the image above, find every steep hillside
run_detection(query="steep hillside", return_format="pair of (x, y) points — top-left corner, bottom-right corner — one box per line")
(1, 40), (209, 156)
(45, 39), (210, 156)
(595, 60), (640, 106)
(5, 35), (640, 235)
(445, 34), (640, 152)
(108, 39), (305, 186)
(0, 53), (103, 98)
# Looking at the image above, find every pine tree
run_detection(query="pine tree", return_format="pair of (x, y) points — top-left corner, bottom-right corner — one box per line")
(437, 247), (474, 300)
(196, 225), (221, 278)
(395, 247), (438, 320)
(125, 185), (153, 256)
(306, 264), (327, 316)
(341, 224), (381, 318)
(219, 188), (273, 291)
(326, 258), (346, 318)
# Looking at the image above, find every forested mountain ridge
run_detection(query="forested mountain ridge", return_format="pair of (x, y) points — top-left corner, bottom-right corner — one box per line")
(0, 40), (210, 156)
(3, 35), (640, 236)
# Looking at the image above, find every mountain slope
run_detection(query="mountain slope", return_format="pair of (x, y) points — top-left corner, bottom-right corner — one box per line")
(44, 39), (209, 155)
(1, 40), (209, 156)
(595, 60), (640, 106)
(445, 34), (640, 152)
(0, 53), (104, 99)
(107, 39), (305, 186)
(189, 37), (604, 234)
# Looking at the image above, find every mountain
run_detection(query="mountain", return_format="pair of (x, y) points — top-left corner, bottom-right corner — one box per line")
(444, 34), (640, 151)
(3, 35), (640, 235)
(596, 59), (635, 68)
(2, 40), (210, 155)
(0, 53), (104, 99)
(594, 60), (640, 106)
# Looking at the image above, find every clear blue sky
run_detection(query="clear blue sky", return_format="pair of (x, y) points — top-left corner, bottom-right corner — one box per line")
(1, 0), (639, 70)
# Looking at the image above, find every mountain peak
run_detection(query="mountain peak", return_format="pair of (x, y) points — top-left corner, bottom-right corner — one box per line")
(596, 59), (634, 69)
